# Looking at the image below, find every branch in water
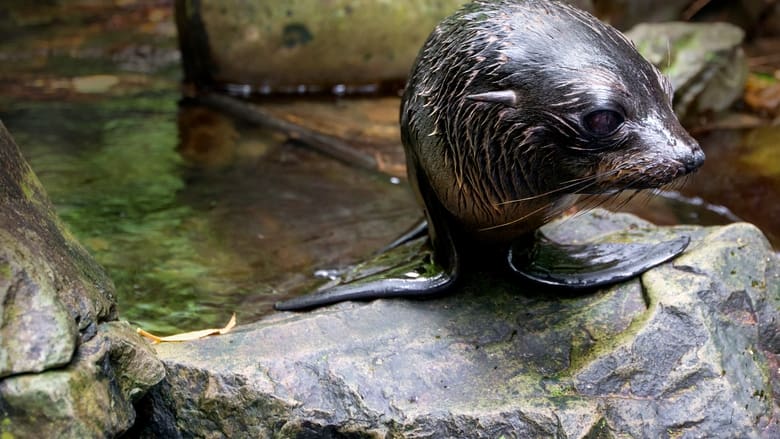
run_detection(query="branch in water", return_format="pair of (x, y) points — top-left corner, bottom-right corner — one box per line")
(197, 92), (379, 172)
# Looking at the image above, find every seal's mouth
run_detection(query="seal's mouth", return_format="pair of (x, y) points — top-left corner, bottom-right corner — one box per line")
(573, 145), (705, 195)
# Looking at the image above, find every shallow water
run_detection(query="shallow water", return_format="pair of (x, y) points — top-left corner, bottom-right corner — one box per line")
(1, 1), (778, 333)
(3, 93), (419, 333)
(0, 0), (419, 332)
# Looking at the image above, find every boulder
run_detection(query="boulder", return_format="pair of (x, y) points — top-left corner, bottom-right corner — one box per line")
(0, 121), (116, 377)
(136, 211), (780, 437)
(0, 121), (165, 437)
(0, 321), (164, 438)
(175, 0), (467, 93)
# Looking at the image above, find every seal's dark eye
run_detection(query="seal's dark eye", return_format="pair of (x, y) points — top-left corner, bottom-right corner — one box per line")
(583, 109), (624, 136)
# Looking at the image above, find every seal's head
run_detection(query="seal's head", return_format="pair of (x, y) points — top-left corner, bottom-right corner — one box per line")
(401, 0), (704, 239)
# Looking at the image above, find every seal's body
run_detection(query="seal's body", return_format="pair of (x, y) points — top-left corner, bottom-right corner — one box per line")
(275, 0), (704, 311)
(401, 0), (703, 245)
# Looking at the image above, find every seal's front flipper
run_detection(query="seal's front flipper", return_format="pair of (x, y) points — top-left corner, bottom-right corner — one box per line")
(508, 231), (691, 288)
(275, 151), (465, 312)
(274, 237), (458, 311)
(376, 218), (428, 254)
(274, 256), (454, 311)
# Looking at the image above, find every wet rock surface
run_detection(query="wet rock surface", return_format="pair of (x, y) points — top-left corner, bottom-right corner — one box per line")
(0, 122), (165, 437)
(137, 211), (780, 438)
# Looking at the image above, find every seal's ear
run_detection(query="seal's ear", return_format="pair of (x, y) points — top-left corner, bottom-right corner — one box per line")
(465, 90), (518, 106)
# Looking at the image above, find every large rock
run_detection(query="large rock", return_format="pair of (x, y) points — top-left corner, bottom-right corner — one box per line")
(137, 211), (780, 437)
(0, 121), (165, 437)
(175, 0), (467, 93)
(0, 121), (116, 376)
(0, 321), (164, 438)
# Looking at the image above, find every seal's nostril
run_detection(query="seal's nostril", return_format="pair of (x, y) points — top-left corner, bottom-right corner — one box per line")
(684, 148), (705, 173)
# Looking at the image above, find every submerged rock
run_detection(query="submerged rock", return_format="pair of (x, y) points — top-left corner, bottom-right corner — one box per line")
(137, 210), (780, 438)
(0, 122), (165, 437)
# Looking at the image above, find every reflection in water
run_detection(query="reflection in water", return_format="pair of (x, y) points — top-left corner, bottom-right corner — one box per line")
(4, 94), (417, 333)
(177, 103), (242, 169)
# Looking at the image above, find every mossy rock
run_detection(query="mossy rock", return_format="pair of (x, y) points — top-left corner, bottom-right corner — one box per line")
(137, 211), (780, 437)
(0, 122), (165, 437)
(0, 121), (116, 377)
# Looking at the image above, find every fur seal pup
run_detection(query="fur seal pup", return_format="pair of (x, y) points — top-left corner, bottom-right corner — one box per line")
(275, 0), (704, 311)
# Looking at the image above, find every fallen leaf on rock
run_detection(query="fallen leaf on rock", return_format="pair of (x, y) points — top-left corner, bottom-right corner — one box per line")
(137, 313), (237, 343)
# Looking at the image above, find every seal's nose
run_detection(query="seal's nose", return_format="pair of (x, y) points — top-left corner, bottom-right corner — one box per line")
(684, 144), (705, 173)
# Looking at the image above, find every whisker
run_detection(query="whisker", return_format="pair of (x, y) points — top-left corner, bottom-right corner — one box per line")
(495, 168), (620, 206)
(572, 172), (640, 214)
(551, 193), (619, 229)
(478, 202), (555, 231)
(558, 168), (621, 185)
(635, 189), (657, 208)
(574, 186), (620, 214)
(580, 192), (618, 213)
(483, 164), (698, 233)
(613, 190), (643, 211)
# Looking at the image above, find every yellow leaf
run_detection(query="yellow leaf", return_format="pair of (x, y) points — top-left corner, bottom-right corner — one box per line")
(71, 75), (119, 94)
(136, 313), (237, 344)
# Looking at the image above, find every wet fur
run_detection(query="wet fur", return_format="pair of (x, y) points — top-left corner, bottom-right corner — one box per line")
(401, 0), (704, 241)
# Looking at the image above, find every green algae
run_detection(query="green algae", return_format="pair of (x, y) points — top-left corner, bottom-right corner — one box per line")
(4, 86), (415, 333)
(3, 79), (420, 334)
(4, 92), (235, 333)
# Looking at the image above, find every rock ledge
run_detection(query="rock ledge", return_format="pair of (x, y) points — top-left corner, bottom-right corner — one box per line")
(138, 212), (780, 438)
